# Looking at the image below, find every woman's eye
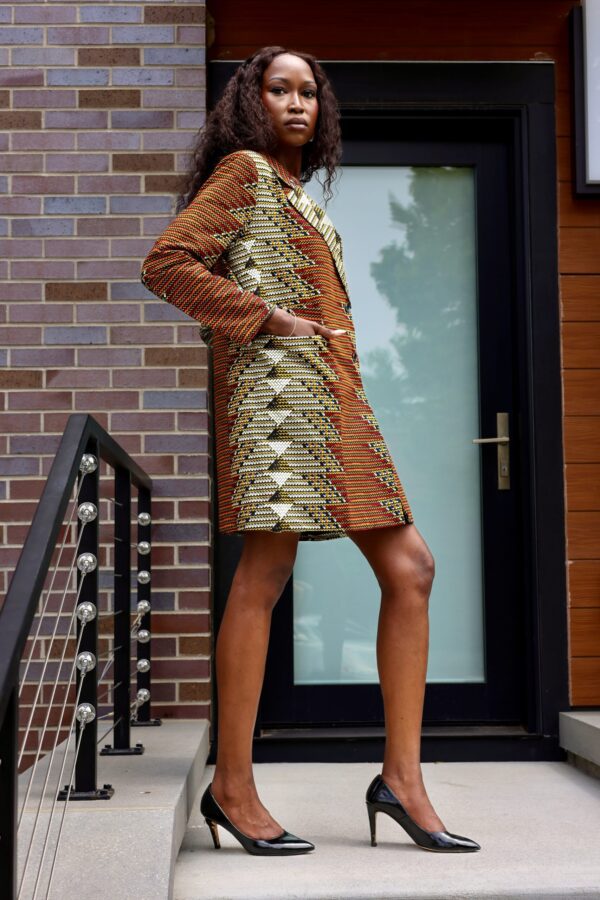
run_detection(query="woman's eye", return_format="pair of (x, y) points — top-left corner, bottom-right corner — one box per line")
(304, 90), (316, 98)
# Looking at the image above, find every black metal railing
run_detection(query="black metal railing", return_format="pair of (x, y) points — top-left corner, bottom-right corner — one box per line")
(0, 414), (159, 900)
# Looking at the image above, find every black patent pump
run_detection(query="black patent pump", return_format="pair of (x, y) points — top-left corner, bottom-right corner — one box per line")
(366, 773), (481, 853)
(200, 783), (315, 856)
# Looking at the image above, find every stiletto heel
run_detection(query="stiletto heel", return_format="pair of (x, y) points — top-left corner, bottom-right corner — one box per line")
(205, 817), (220, 849)
(365, 773), (481, 853)
(367, 802), (377, 846)
(199, 782), (315, 856)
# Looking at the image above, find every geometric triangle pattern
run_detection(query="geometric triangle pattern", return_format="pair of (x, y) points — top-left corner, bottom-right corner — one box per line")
(141, 147), (415, 540)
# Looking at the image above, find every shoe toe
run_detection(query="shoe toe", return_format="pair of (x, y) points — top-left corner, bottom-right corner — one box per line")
(433, 830), (481, 851)
(254, 830), (315, 852)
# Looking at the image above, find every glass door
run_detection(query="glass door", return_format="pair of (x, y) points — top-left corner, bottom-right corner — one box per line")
(259, 125), (525, 728)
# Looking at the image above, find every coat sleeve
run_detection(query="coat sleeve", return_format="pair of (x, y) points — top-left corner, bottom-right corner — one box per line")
(140, 150), (275, 345)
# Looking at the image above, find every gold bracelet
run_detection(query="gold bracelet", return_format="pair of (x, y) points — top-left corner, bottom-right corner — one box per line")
(287, 310), (297, 336)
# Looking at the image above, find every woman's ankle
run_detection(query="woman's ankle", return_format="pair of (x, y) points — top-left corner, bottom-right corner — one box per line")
(211, 770), (257, 800)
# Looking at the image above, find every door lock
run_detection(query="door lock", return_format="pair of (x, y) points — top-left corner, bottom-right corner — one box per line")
(473, 412), (510, 490)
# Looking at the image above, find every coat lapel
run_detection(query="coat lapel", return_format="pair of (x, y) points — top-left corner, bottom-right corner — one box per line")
(257, 152), (351, 297)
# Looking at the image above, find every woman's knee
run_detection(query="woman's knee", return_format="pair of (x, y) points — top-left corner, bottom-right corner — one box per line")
(235, 534), (298, 608)
(380, 542), (435, 598)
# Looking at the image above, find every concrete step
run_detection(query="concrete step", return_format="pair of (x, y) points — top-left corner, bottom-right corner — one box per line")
(17, 720), (209, 900)
(560, 710), (600, 779)
(175, 760), (600, 899)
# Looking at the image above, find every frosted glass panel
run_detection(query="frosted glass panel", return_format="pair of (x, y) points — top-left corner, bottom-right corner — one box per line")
(293, 166), (485, 686)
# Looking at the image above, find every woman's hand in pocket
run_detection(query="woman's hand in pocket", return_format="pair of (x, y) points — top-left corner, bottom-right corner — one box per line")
(260, 306), (347, 339)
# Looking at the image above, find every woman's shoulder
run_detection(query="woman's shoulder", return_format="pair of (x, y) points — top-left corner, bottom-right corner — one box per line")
(212, 149), (262, 181)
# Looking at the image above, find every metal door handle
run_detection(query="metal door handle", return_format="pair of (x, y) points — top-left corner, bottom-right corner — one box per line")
(472, 412), (510, 490)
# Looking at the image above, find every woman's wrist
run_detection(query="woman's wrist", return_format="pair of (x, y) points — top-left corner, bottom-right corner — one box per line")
(259, 306), (296, 335)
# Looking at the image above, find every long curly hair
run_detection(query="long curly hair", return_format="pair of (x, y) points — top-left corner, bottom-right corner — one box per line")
(174, 46), (342, 214)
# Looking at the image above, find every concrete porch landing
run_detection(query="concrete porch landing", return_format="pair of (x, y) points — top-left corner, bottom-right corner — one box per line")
(175, 760), (600, 899)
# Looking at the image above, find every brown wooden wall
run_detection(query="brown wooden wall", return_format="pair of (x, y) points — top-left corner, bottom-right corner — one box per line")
(208, 0), (600, 705)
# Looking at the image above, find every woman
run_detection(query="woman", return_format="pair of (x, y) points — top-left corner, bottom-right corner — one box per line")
(141, 46), (481, 857)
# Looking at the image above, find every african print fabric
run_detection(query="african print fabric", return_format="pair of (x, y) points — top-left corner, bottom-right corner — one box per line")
(141, 149), (414, 540)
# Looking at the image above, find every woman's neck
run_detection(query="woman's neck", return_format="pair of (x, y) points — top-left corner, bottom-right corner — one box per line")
(270, 146), (302, 180)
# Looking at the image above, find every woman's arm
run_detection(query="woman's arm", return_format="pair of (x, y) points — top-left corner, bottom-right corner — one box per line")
(140, 150), (275, 345)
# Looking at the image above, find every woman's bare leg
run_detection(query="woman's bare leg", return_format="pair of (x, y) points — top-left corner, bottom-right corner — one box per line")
(347, 522), (446, 832)
(210, 530), (300, 839)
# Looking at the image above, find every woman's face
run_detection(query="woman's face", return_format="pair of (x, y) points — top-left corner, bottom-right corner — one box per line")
(261, 53), (319, 150)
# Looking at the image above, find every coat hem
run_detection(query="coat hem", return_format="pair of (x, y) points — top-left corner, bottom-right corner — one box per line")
(218, 517), (415, 542)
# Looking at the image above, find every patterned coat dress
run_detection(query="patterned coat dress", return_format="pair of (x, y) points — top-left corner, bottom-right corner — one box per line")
(140, 149), (414, 540)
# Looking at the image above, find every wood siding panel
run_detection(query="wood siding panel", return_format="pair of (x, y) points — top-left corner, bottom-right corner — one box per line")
(571, 658), (600, 705)
(564, 417), (600, 462)
(561, 276), (600, 319)
(209, 0), (600, 704)
(567, 512), (600, 559)
(566, 465), (600, 510)
(563, 324), (600, 368)
(564, 371), (600, 416)
(569, 560), (600, 607)
(571, 609), (600, 655)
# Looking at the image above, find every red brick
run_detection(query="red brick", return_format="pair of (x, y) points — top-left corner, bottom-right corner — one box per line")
(0, 201), (40, 220)
(8, 391), (72, 411)
(178, 500), (209, 518)
(153, 659), (210, 680)
(179, 545), (209, 565)
(177, 592), (211, 612)
(144, 6), (205, 23)
(177, 455), (206, 475)
(77, 303), (140, 323)
(9, 303), (72, 324)
(177, 411), (207, 431)
(14, 90), (76, 110)
(0, 326), (42, 345)
(178, 681), (211, 702)
(78, 216), (139, 236)
(9, 480), (44, 501)
(79, 89), (140, 108)
(139, 455), (175, 475)
(179, 635), (210, 655)
(111, 325), (174, 344)
(0, 498), (37, 525)
(12, 175), (73, 193)
(77, 178), (139, 199)
(113, 152), (173, 171)
(152, 613), (208, 634)
(0, 412), (41, 432)
(46, 368), (110, 388)
(0, 111), (41, 130)
(46, 282), (107, 302)
(112, 368), (176, 388)
(145, 347), (206, 367)
(111, 412), (174, 430)
(0, 282), (42, 303)
(178, 368), (206, 387)
(0, 69), (44, 86)
(11, 348), (74, 367)
(11, 260), (75, 279)
(78, 48), (139, 66)
(74, 390), (138, 410)
(0, 371), (42, 389)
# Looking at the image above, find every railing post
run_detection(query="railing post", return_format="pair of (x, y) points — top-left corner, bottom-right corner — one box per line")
(59, 438), (112, 800)
(132, 485), (161, 727)
(0, 686), (18, 900)
(101, 466), (144, 756)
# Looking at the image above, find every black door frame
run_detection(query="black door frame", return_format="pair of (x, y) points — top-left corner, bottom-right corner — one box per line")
(207, 62), (569, 763)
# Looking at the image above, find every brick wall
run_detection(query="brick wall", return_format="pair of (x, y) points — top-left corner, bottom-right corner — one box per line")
(1, 3), (212, 724)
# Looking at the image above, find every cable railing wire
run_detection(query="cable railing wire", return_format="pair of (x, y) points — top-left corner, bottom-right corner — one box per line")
(0, 415), (155, 900)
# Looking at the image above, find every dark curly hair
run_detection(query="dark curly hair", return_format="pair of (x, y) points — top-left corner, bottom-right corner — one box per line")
(174, 45), (342, 214)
